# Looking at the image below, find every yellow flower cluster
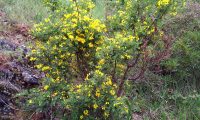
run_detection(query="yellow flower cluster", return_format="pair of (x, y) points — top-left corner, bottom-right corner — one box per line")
(157, 0), (170, 7)
(108, 0), (172, 38)
(67, 71), (128, 119)
(44, 85), (49, 90)
(93, 103), (98, 109)
(31, 0), (107, 81)
(83, 110), (89, 116)
(60, 12), (106, 47)
(95, 88), (101, 97)
(99, 32), (136, 62)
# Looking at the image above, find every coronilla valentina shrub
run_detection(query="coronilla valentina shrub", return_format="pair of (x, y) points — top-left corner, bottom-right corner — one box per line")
(19, 0), (187, 119)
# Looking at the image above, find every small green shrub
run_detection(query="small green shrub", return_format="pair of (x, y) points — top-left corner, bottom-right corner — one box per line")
(163, 2), (200, 90)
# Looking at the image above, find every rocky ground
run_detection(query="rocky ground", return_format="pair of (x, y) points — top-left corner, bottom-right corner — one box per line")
(0, 10), (42, 119)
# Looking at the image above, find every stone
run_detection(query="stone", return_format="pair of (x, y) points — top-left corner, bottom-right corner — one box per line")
(0, 39), (42, 117)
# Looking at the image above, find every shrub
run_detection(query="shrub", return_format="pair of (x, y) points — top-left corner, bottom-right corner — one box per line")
(19, 0), (187, 119)
(163, 2), (200, 90)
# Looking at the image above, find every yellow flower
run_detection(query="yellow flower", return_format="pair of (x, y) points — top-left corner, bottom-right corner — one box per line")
(53, 45), (57, 50)
(76, 36), (85, 44)
(89, 36), (94, 40)
(102, 106), (106, 110)
(85, 73), (90, 81)
(89, 34), (94, 40)
(44, 18), (50, 23)
(170, 11), (177, 16)
(159, 31), (164, 36)
(52, 92), (58, 97)
(71, 18), (77, 23)
(76, 85), (82, 89)
(71, 23), (77, 28)
(28, 100), (33, 104)
(80, 115), (84, 119)
(35, 64), (43, 69)
(124, 107), (129, 113)
(105, 79), (112, 86)
(118, 10), (125, 17)
(42, 66), (51, 71)
(95, 89), (101, 97)
(30, 57), (36, 61)
(83, 16), (91, 21)
(157, 0), (170, 7)
(124, 54), (131, 59)
(88, 43), (94, 47)
(63, 36), (67, 40)
(113, 84), (118, 88)
(90, 20), (100, 29)
(44, 85), (49, 90)
(88, 93), (91, 97)
(61, 28), (67, 33)
(79, 34), (85, 38)
(64, 14), (71, 19)
(77, 89), (81, 93)
(76, 29), (81, 34)
(93, 103), (98, 109)
(72, 11), (78, 17)
(95, 92), (100, 97)
(110, 90), (115, 95)
(60, 54), (65, 58)
(135, 35), (139, 41)
(36, 27), (41, 32)
(31, 49), (36, 53)
(68, 34), (74, 40)
(96, 47), (101, 51)
(104, 112), (109, 117)
(95, 70), (104, 76)
(98, 59), (105, 65)
(83, 110), (89, 116)
(88, 2), (95, 9)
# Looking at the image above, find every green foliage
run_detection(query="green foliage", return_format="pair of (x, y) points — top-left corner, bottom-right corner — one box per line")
(165, 31), (200, 80)
(126, 2), (200, 119)
(163, 2), (200, 90)
(126, 74), (200, 120)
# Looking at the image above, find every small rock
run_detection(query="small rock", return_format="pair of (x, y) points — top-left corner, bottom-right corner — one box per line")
(22, 71), (39, 85)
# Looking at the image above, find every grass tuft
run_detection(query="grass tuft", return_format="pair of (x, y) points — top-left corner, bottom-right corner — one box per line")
(0, 0), (50, 25)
